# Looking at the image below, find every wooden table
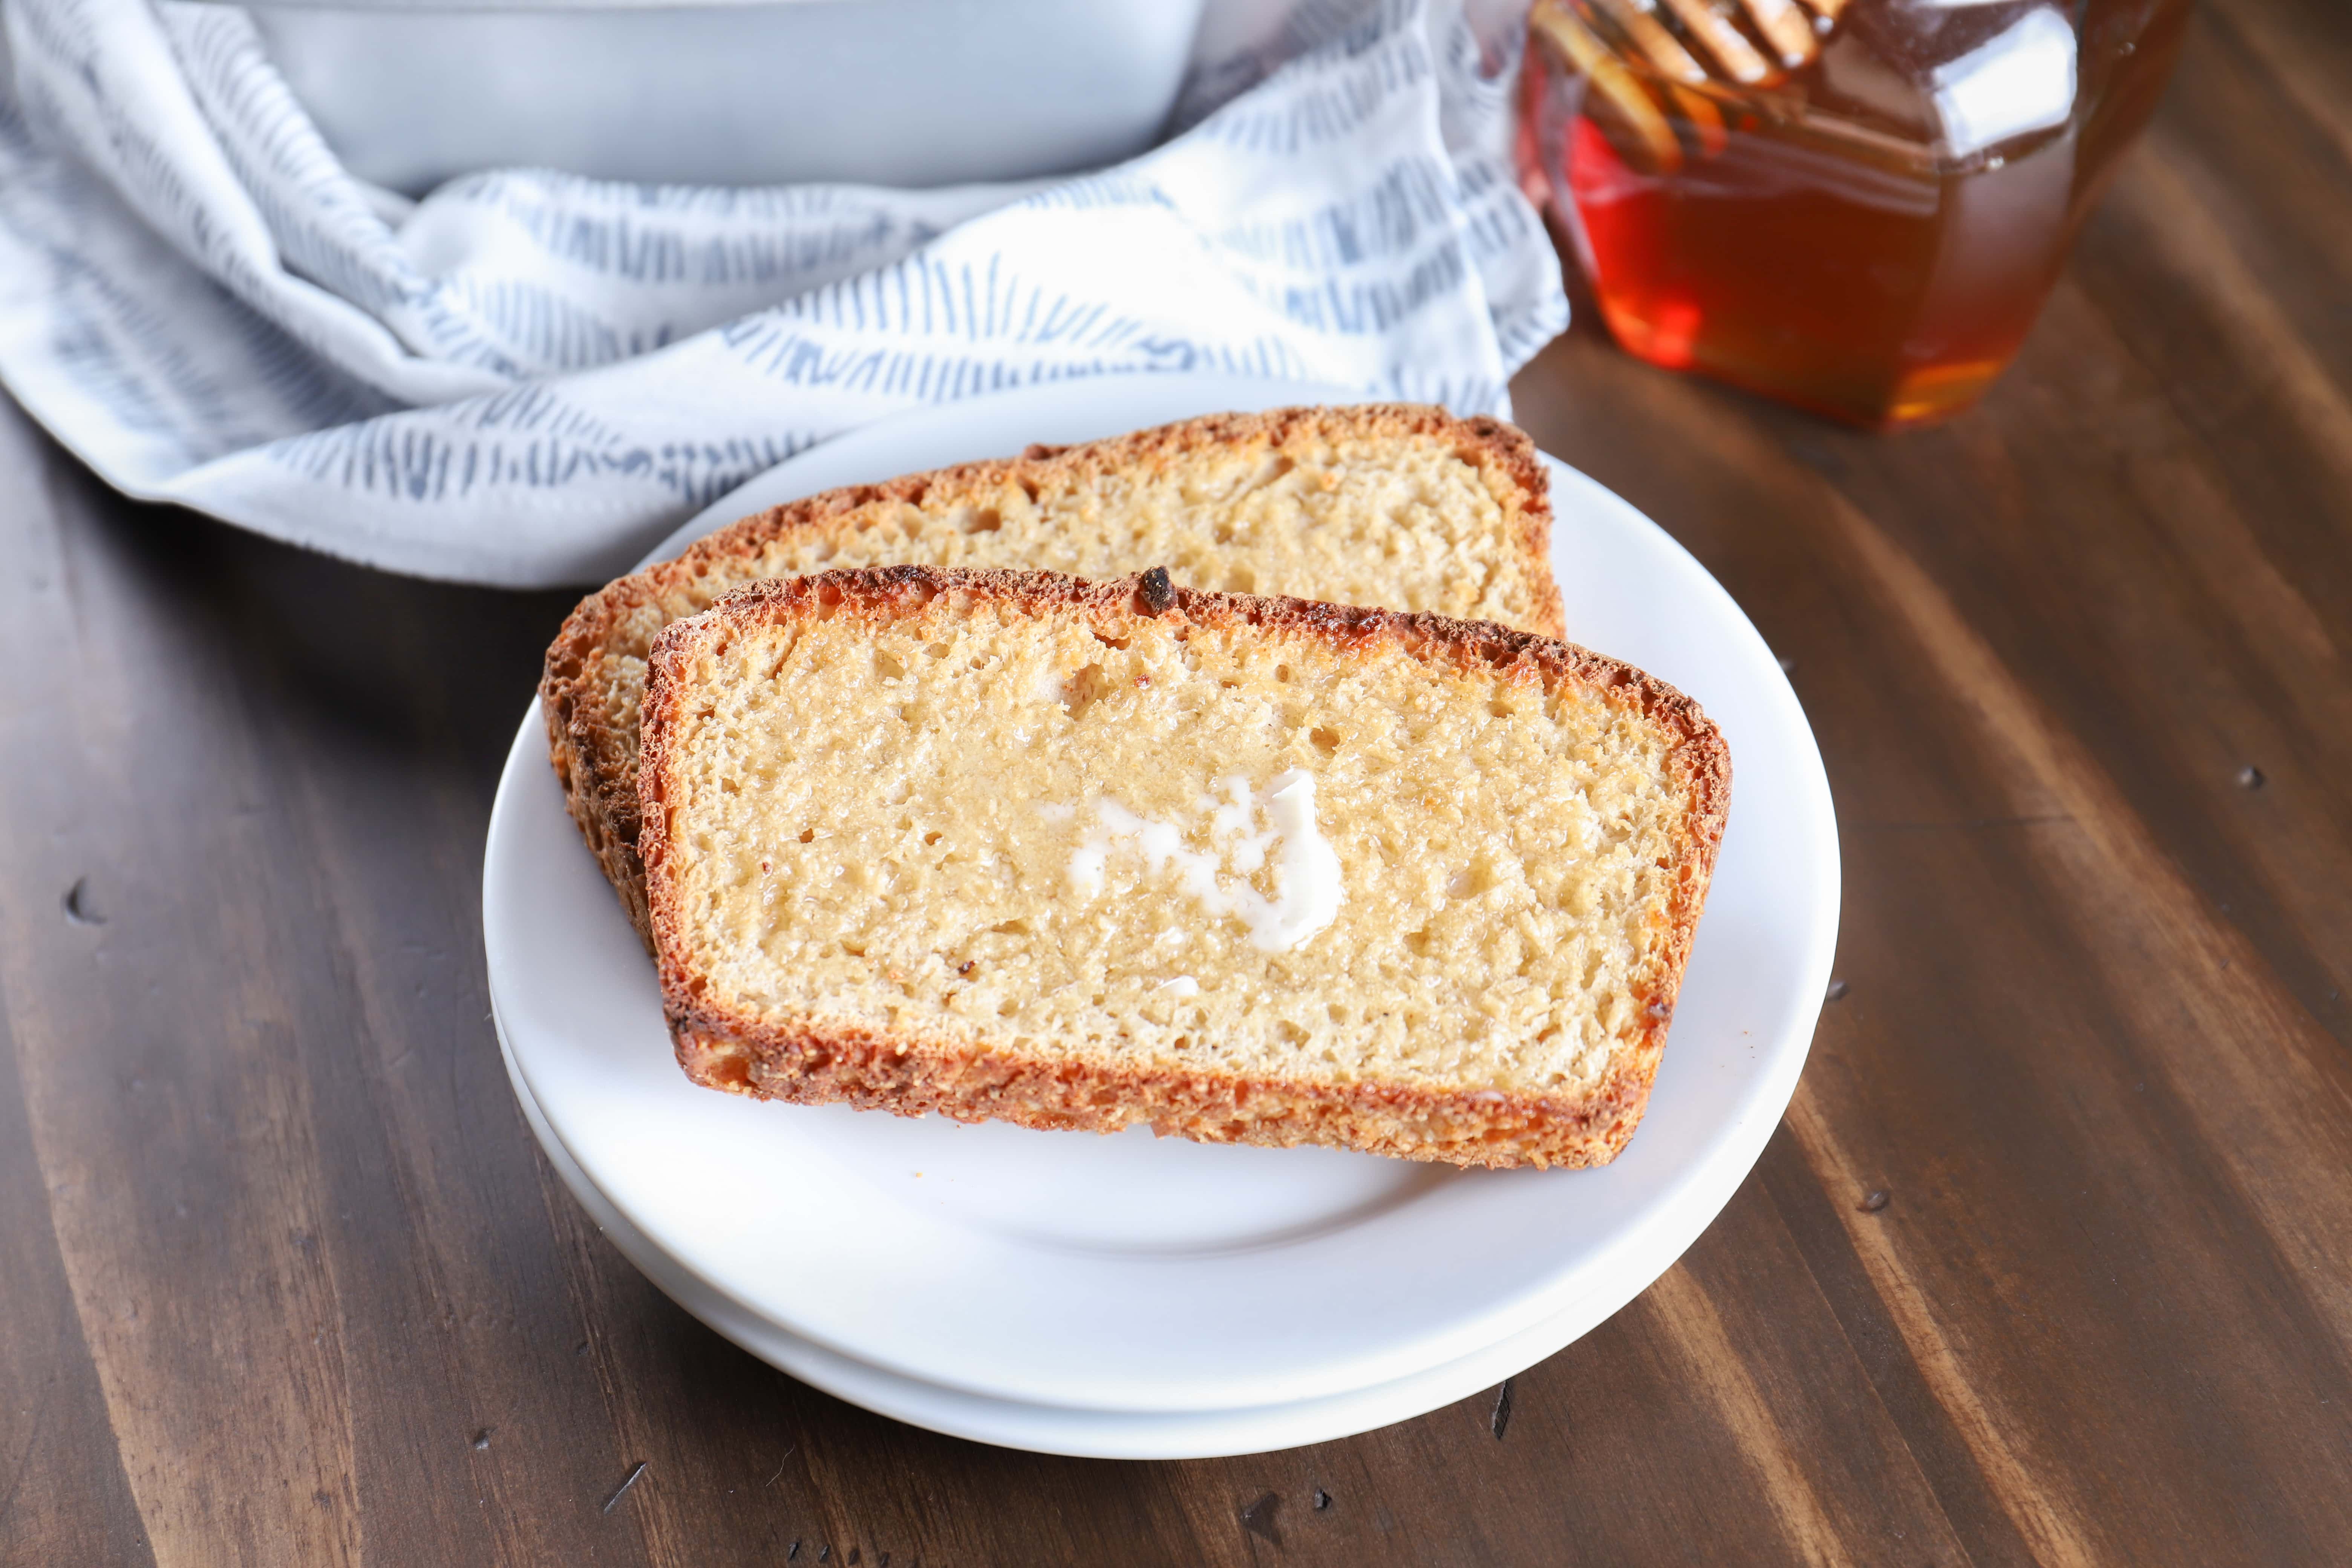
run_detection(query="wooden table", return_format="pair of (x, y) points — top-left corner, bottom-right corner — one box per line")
(6, 1), (2349, 1557)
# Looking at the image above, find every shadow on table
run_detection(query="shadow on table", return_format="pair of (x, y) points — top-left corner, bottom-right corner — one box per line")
(75, 472), (588, 785)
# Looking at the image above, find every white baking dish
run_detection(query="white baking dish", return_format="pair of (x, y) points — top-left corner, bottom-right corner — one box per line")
(233, 0), (1206, 193)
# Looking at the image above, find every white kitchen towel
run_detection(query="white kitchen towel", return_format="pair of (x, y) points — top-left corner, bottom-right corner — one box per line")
(0, 0), (1567, 586)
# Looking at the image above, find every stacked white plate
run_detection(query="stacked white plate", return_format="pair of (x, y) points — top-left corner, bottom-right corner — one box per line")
(481, 375), (1840, 1459)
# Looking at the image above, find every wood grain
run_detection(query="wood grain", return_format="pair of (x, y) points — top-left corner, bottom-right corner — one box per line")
(4, 0), (2350, 1557)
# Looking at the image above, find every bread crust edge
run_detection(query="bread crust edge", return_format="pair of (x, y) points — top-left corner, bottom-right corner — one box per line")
(637, 565), (1729, 1171)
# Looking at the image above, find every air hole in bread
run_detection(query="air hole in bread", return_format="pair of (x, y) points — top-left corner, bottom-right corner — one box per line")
(1061, 663), (1113, 720)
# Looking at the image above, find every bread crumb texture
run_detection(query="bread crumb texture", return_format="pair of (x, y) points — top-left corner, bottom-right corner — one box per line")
(639, 568), (1727, 1169)
(540, 406), (1559, 942)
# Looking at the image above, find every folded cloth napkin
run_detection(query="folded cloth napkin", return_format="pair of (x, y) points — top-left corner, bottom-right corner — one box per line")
(0, 0), (1567, 586)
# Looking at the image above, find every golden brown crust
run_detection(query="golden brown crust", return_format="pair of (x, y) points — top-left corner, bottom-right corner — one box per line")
(637, 565), (1729, 1171)
(663, 1017), (1659, 1170)
(539, 404), (1561, 947)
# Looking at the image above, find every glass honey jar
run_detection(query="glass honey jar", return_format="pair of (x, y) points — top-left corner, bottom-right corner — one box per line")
(1519, 0), (2193, 429)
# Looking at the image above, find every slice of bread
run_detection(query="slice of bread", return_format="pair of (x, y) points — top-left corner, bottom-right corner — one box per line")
(541, 405), (1562, 942)
(637, 566), (1729, 1169)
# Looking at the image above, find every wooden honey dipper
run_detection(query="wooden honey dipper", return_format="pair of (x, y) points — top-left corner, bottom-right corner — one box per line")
(1530, 0), (1843, 171)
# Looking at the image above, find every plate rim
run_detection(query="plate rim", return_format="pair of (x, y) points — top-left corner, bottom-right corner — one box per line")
(496, 1015), (1751, 1458)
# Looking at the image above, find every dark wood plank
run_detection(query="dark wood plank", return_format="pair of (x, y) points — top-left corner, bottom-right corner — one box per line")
(4, 0), (2351, 1558)
(0, 963), (156, 1567)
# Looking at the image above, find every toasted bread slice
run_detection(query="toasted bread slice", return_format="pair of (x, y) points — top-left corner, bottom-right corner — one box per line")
(637, 567), (1727, 1169)
(541, 405), (1562, 942)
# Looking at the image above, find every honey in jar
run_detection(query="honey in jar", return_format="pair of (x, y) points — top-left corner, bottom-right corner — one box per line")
(1520, 0), (2193, 429)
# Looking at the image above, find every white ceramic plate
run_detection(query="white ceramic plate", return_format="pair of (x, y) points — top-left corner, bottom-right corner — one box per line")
(483, 374), (1839, 1425)
(498, 1023), (1729, 1458)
